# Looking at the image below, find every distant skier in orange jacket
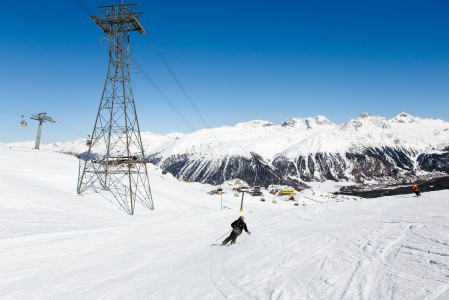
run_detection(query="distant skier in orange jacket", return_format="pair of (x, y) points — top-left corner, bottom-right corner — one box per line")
(412, 184), (421, 197)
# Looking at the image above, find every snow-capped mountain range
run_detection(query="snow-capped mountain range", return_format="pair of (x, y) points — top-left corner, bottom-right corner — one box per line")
(9, 112), (449, 187)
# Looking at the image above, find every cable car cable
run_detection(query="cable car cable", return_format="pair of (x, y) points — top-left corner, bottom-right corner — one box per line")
(142, 34), (211, 129)
(74, 0), (198, 133)
(129, 55), (197, 132)
(48, 122), (87, 139)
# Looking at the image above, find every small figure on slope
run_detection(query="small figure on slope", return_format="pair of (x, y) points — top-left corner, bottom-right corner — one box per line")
(412, 183), (421, 197)
(222, 216), (251, 246)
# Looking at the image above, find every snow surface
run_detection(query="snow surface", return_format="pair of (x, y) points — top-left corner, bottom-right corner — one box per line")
(1, 144), (449, 299)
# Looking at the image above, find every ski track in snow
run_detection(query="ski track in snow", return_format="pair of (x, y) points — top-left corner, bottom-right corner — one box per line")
(0, 146), (449, 299)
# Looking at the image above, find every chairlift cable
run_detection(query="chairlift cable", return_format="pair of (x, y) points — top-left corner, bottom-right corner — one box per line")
(0, 110), (22, 117)
(0, 106), (87, 137)
(55, 120), (88, 137)
(0, 108), (30, 117)
(49, 122), (87, 139)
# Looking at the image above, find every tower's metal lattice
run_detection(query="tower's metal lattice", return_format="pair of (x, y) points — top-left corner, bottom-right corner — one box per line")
(77, 4), (154, 215)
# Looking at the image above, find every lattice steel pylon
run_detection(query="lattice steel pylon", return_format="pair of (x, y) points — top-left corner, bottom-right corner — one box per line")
(77, 3), (154, 215)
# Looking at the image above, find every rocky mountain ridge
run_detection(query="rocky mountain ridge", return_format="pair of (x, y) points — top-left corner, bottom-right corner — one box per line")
(8, 112), (449, 188)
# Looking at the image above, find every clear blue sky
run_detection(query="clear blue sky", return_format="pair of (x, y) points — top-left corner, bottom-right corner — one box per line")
(1, 0), (448, 143)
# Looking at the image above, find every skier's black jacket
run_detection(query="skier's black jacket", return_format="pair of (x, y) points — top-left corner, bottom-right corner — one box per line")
(231, 219), (249, 235)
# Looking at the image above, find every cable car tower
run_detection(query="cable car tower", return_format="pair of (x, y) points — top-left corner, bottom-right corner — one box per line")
(31, 113), (55, 149)
(77, 3), (154, 215)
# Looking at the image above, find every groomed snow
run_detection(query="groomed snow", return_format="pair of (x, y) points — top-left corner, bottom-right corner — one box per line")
(1, 145), (448, 299)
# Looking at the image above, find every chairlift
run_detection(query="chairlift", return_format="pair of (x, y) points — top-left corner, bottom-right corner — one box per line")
(20, 115), (27, 127)
(86, 135), (91, 146)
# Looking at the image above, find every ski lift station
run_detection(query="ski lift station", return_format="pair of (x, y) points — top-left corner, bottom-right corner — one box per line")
(268, 185), (296, 195)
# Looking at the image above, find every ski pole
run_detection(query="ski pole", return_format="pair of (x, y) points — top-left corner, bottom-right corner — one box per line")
(216, 229), (232, 241)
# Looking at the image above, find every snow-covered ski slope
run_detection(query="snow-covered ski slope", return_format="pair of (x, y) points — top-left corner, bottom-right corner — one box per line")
(1, 144), (449, 299)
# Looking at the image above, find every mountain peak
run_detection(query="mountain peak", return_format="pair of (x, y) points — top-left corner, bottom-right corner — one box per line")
(281, 116), (333, 128)
(315, 115), (332, 125)
(359, 112), (371, 119)
(281, 118), (302, 128)
(341, 114), (390, 131)
(235, 120), (274, 128)
(391, 112), (419, 124)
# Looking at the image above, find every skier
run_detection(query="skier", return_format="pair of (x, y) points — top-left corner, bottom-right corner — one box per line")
(412, 184), (421, 197)
(222, 216), (251, 246)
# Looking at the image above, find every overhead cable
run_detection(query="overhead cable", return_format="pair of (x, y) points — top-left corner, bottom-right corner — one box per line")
(74, 0), (198, 132)
(49, 122), (87, 138)
(0, 109), (23, 117)
(74, 0), (96, 17)
(55, 120), (88, 137)
(129, 56), (197, 131)
(143, 34), (212, 129)
(142, 33), (256, 160)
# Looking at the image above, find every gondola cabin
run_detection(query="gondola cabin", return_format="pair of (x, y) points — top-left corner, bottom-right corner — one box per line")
(20, 115), (27, 126)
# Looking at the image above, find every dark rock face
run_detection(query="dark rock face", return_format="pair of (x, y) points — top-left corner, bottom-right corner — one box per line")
(273, 147), (416, 183)
(346, 148), (415, 182)
(417, 149), (449, 174)
(273, 153), (348, 182)
(153, 153), (189, 175)
(149, 152), (304, 188)
(148, 146), (449, 187)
